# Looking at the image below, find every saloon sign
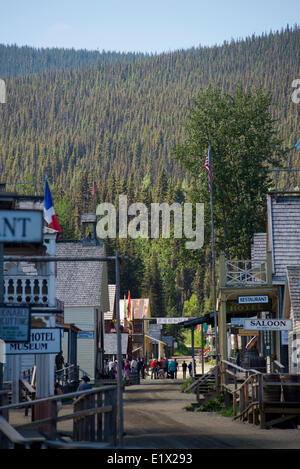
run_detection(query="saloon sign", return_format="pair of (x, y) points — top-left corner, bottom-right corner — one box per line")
(244, 318), (292, 331)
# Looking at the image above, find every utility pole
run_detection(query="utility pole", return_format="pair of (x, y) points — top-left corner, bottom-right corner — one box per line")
(115, 251), (124, 447)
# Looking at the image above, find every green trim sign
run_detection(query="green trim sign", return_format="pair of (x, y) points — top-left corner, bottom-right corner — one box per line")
(0, 306), (30, 342)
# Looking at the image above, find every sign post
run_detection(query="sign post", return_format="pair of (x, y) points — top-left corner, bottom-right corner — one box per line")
(0, 209), (43, 398)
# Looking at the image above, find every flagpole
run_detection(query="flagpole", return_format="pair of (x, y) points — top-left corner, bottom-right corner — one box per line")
(207, 145), (219, 390)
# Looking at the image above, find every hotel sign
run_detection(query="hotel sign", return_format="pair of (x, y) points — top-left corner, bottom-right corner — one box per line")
(238, 295), (269, 304)
(5, 328), (61, 354)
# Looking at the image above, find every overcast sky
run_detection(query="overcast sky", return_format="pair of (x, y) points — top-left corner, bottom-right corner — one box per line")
(0, 0), (299, 53)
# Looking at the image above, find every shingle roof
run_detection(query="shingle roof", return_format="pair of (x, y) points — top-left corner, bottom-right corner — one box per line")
(104, 284), (116, 320)
(56, 241), (106, 307)
(251, 233), (267, 260)
(268, 194), (300, 282)
(286, 266), (300, 320)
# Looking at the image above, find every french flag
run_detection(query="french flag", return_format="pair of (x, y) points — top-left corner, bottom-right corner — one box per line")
(44, 179), (62, 233)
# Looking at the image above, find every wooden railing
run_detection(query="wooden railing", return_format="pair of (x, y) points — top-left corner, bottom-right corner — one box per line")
(55, 364), (79, 388)
(221, 361), (300, 428)
(225, 259), (267, 286)
(0, 385), (117, 449)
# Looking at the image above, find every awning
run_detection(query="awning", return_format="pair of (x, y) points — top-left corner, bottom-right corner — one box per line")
(183, 312), (215, 329)
(145, 334), (168, 346)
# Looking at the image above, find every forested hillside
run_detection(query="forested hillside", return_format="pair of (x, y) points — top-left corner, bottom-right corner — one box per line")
(0, 26), (299, 330)
(0, 44), (146, 78)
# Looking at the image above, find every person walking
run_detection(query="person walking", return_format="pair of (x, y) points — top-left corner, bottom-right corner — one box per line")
(131, 357), (137, 372)
(174, 358), (178, 379)
(163, 357), (169, 378)
(140, 358), (146, 379)
(124, 359), (131, 382)
(151, 358), (158, 379)
(182, 360), (187, 379)
(188, 361), (192, 377)
(168, 358), (176, 379)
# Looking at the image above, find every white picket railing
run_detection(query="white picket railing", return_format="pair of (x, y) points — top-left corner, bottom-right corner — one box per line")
(225, 260), (267, 286)
(4, 276), (51, 306)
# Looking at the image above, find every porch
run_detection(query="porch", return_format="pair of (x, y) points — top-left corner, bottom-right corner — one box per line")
(218, 252), (278, 368)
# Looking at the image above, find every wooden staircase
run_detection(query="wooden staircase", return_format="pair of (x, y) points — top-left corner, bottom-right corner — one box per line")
(184, 366), (218, 404)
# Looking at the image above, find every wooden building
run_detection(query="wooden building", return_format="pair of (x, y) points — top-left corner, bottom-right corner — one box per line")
(218, 191), (300, 372)
(1, 188), (63, 399)
(56, 214), (110, 381)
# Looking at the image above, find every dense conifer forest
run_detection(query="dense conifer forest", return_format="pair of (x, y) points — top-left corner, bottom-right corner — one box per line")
(0, 26), (300, 332)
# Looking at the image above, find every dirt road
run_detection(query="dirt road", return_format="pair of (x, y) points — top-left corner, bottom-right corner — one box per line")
(123, 378), (300, 449)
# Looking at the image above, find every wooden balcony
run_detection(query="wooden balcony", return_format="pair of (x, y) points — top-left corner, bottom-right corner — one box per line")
(219, 252), (273, 288)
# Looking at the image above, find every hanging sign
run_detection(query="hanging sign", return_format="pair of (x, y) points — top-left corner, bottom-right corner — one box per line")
(156, 318), (194, 324)
(238, 295), (269, 304)
(0, 306), (30, 342)
(5, 328), (61, 354)
(0, 209), (43, 243)
(244, 318), (292, 331)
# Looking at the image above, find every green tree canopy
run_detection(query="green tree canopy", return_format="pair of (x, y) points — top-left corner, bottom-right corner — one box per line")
(175, 85), (287, 258)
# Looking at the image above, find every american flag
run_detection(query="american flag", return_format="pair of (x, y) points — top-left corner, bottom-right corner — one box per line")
(204, 145), (213, 192)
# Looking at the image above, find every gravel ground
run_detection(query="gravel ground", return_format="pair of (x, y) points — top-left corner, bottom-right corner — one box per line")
(123, 378), (300, 449)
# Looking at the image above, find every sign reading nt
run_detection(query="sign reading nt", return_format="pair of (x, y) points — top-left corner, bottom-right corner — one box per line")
(0, 210), (43, 243)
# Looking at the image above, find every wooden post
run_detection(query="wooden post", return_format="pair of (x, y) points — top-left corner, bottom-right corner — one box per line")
(191, 326), (195, 378)
(219, 252), (226, 287)
(219, 292), (227, 363)
(0, 243), (3, 393)
(266, 251), (273, 286)
(96, 390), (103, 442)
(201, 325), (204, 375)
(115, 252), (123, 447)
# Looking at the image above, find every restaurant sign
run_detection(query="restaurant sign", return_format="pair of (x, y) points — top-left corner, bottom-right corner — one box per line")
(238, 295), (269, 304)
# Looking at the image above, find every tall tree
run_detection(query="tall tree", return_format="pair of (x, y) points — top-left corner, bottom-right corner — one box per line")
(175, 84), (287, 258)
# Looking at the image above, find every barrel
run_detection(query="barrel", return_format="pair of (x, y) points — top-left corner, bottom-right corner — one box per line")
(263, 374), (281, 402)
(281, 375), (300, 403)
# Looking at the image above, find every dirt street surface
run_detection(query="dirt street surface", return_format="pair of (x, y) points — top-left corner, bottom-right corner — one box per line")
(123, 379), (300, 449)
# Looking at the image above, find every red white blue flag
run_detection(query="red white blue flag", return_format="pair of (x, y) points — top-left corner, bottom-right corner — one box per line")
(44, 179), (62, 232)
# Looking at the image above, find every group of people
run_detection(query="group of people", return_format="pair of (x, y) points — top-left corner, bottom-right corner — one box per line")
(181, 360), (196, 379)
(55, 353), (196, 394)
(103, 356), (197, 381)
(103, 357), (147, 381)
(150, 357), (185, 379)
